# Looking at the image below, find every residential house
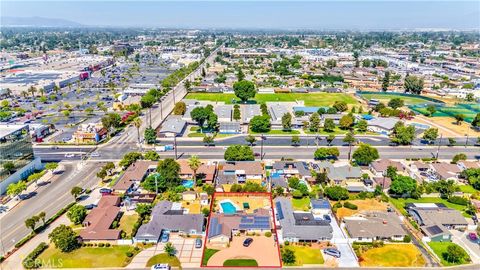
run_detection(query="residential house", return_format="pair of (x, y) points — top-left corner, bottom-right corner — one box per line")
(367, 117), (400, 135)
(272, 161), (312, 182)
(275, 197), (333, 243)
(112, 161), (157, 193)
(215, 105), (233, 122)
(370, 159), (405, 177)
(79, 196), (122, 242)
(158, 115), (186, 137)
(406, 203), (468, 242)
(177, 159), (217, 183)
(215, 161), (264, 190)
(242, 104), (262, 124)
(344, 211), (407, 242)
(208, 208), (272, 247)
(430, 163), (462, 181)
(219, 122), (241, 134)
(316, 161), (363, 187)
(134, 200), (204, 243)
(321, 114), (344, 125)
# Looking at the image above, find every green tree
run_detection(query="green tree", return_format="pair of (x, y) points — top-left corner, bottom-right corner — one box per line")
(356, 120), (368, 132)
(389, 175), (418, 198)
(7, 181), (27, 199)
(44, 162), (58, 172)
(245, 134), (256, 146)
(3, 161), (15, 174)
(236, 68), (245, 81)
(324, 186), (349, 201)
(309, 113), (321, 132)
(233, 105), (241, 120)
(471, 113), (480, 128)
(48, 225), (79, 252)
(323, 118), (335, 132)
(188, 155), (201, 182)
(143, 151), (159, 161)
(281, 248), (296, 264)
(392, 122), (416, 145)
(144, 127), (157, 144)
(352, 144), (379, 165)
(339, 114), (354, 130)
(164, 242), (176, 257)
(314, 147), (340, 160)
(173, 101), (186, 115)
(388, 98), (404, 109)
(326, 134), (335, 146)
(444, 244), (468, 263)
(426, 105), (436, 116)
(250, 115), (271, 133)
(203, 135), (214, 146)
(25, 217), (37, 232)
(422, 128), (439, 144)
(66, 205), (87, 225)
(224, 145), (254, 161)
(404, 75), (424, 94)
(282, 113), (292, 130)
(120, 152), (143, 168)
(454, 114), (465, 125)
(157, 158), (181, 187)
(291, 135), (300, 146)
(38, 211), (46, 225)
(191, 107), (210, 132)
(70, 186), (83, 199)
(101, 112), (121, 132)
(448, 137), (456, 146)
(452, 153), (467, 164)
(233, 80), (256, 102)
(382, 71), (390, 91)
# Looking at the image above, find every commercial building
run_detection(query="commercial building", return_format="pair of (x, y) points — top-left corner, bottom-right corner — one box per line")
(0, 124), (42, 194)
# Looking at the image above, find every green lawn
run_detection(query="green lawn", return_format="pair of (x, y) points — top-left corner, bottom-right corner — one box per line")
(38, 245), (138, 268)
(283, 246), (325, 266)
(249, 129), (300, 135)
(118, 213), (139, 238)
(359, 244), (426, 267)
(389, 197), (472, 217)
(428, 242), (471, 266)
(201, 249), (219, 266)
(185, 93), (359, 107)
(458, 185), (479, 194)
(292, 197), (311, 211)
(360, 93), (440, 105)
(146, 253), (181, 267)
(223, 259), (258, 266)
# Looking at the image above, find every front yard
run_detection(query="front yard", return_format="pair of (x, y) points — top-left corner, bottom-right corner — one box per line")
(38, 245), (139, 268)
(146, 253), (181, 267)
(282, 245), (325, 266)
(428, 242), (471, 266)
(357, 243), (426, 267)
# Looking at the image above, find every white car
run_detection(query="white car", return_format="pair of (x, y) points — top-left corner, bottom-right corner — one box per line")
(90, 152), (100, 157)
(64, 153), (75, 158)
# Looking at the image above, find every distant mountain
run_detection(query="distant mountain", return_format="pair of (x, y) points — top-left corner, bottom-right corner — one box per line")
(1, 16), (83, 27)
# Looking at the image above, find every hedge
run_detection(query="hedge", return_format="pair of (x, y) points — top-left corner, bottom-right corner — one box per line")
(22, 242), (48, 269)
(343, 201), (358, 210)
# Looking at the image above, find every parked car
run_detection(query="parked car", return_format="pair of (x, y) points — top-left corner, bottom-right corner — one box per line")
(99, 188), (112, 195)
(90, 152), (100, 157)
(64, 153), (75, 158)
(161, 231), (170, 243)
(85, 204), (97, 210)
(324, 248), (341, 258)
(323, 215), (331, 222)
(195, 238), (202, 248)
(151, 264), (170, 270)
(468, 232), (478, 241)
(243, 238), (253, 247)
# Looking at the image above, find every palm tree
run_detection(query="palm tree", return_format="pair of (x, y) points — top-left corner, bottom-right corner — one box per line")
(21, 91), (28, 98)
(133, 117), (142, 146)
(28, 86), (37, 97)
(188, 155), (201, 185)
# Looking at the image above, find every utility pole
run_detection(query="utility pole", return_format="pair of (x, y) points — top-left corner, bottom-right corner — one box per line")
(174, 135), (178, 160)
(435, 134), (443, 160)
(465, 133), (469, 148)
(260, 134), (266, 161)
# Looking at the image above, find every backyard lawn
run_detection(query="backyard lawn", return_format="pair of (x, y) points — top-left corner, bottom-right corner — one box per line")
(38, 245), (138, 268)
(336, 199), (389, 219)
(202, 249), (220, 266)
(292, 197), (311, 211)
(428, 242), (471, 266)
(389, 197), (471, 217)
(223, 259), (258, 266)
(185, 93), (359, 107)
(283, 245), (325, 266)
(146, 253), (181, 267)
(359, 244), (426, 267)
(118, 213), (139, 238)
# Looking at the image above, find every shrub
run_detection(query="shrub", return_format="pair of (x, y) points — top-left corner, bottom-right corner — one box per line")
(126, 251), (134, 257)
(403, 235), (412, 243)
(447, 196), (469, 206)
(292, 190), (303, 199)
(98, 243), (105, 247)
(265, 231), (272, 237)
(343, 201), (358, 210)
(105, 243), (111, 247)
(22, 242), (48, 269)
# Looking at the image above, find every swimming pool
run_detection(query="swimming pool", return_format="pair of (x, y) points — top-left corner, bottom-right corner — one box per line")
(220, 201), (237, 214)
(182, 180), (194, 188)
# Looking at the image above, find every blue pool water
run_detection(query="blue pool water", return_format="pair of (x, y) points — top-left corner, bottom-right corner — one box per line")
(182, 180), (194, 188)
(220, 202), (237, 214)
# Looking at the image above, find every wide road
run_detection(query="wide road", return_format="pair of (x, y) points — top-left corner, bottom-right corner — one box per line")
(0, 162), (103, 255)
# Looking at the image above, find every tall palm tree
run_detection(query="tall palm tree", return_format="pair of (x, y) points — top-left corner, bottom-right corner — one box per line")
(133, 117), (142, 146)
(21, 91), (28, 98)
(28, 86), (37, 97)
(188, 155), (201, 186)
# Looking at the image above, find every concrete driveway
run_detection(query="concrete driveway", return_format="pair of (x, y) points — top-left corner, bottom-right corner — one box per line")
(207, 235), (281, 267)
(330, 215), (360, 267)
(450, 230), (480, 264)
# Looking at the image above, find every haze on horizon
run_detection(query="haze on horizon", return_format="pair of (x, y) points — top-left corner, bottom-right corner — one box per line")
(2, 0), (480, 30)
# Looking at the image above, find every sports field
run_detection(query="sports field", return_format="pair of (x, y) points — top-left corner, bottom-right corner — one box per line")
(410, 103), (479, 123)
(359, 93), (441, 105)
(185, 93), (359, 106)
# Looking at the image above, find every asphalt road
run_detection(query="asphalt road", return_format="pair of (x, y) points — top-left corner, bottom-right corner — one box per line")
(0, 162), (103, 255)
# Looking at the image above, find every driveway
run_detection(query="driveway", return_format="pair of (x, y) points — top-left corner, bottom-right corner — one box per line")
(330, 215), (359, 267)
(207, 235), (281, 267)
(127, 234), (204, 268)
(451, 230), (480, 264)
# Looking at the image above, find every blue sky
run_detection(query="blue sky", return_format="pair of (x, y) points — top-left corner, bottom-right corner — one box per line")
(2, 1), (479, 29)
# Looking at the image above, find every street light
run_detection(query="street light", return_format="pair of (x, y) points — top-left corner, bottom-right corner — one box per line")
(174, 135), (178, 160)
(435, 134), (443, 160)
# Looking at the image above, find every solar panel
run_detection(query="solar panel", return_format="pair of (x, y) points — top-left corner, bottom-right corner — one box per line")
(426, 225), (443, 235)
(276, 202), (284, 220)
